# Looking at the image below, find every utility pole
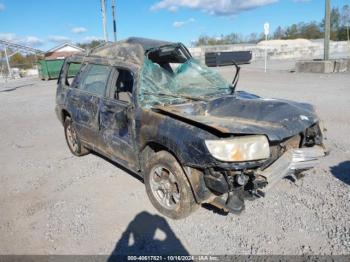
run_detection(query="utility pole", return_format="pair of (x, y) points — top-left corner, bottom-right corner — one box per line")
(111, 0), (117, 42)
(264, 22), (270, 73)
(4, 45), (12, 79)
(100, 0), (109, 42)
(324, 0), (331, 60)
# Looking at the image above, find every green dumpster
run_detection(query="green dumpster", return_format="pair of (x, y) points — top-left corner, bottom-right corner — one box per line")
(38, 59), (81, 81)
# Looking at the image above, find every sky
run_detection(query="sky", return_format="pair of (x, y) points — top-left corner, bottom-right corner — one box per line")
(0, 0), (349, 51)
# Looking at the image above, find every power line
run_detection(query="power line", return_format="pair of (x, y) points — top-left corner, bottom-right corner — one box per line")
(0, 40), (44, 54)
(0, 39), (44, 79)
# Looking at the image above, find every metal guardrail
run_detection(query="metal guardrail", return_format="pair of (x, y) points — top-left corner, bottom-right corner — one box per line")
(0, 40), (44, 79)
(0, 39), (45, 54)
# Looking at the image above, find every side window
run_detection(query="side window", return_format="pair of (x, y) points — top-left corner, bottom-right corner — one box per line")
(78, 64), (111, 96)
(114, 69), (134, 103)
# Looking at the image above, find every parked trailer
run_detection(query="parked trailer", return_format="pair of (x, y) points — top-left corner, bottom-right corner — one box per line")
(38, 59), (80, 81)
(205, 51), (252, 67)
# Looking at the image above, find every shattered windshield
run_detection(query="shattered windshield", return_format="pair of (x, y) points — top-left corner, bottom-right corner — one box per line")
(139, 58), (231, 108)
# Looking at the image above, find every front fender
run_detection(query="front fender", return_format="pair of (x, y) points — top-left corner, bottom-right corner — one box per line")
(136, 109), (214, 167)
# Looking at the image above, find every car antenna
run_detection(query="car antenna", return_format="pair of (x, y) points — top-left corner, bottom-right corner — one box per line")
(231, 60), (241, 94)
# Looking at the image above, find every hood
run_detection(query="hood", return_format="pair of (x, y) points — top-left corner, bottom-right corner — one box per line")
(152, 92), (319, 142)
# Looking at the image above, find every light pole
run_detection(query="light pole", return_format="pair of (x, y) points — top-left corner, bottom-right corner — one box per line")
(264, 22), (270, 73)
(324, 0), (331, 60)
(100, 0), (109, 42)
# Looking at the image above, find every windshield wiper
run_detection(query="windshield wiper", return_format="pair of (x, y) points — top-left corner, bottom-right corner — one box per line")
(143, 91), (206, 102)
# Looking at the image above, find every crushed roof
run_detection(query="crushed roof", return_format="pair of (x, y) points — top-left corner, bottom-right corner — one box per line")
(89, 37), (175, 68)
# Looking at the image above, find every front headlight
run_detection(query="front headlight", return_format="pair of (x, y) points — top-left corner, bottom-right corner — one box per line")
(205, 135), (270, 162)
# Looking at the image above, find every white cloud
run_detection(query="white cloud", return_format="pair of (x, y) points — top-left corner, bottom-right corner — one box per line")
(71, 27), (88, 34)
(168, 6), (178, 12)
(0, 33), (16, 41)
(173, 21), (186, 28)
(48, 35), (71, 43)
(23, 36), (44, 46)
(173, 18), (196, 28)
(0, 3), (5, 11)
(0, 33), (44, 47)
(151, 0), (278, 16)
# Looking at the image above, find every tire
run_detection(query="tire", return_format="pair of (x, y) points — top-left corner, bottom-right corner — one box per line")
(144, 151), (198, 219)
(64, 117), (89, 157)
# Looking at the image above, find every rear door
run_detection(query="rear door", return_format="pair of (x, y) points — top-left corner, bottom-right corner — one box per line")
(99, 67), (138, 170)
(67, 63), (112, 147)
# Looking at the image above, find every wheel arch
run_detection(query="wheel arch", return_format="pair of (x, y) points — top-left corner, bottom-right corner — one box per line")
(61, 109), (71, 123)
(140, 141), (210, 204)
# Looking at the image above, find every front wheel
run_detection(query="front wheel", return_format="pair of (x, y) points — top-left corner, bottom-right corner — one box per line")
(64, 117), (89, 157)
(144, 151), (198, 219)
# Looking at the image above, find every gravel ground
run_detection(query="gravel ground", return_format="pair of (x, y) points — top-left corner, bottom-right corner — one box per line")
(0, 62), (349, 256)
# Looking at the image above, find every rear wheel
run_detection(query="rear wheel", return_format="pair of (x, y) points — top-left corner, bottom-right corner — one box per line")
(144, 151), (198, 219)
(64, 117), (89, 156)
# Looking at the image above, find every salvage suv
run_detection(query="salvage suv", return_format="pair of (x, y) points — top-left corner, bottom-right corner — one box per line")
(56, 37), (326, 219)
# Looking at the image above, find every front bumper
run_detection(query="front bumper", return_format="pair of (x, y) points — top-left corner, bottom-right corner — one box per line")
(206, 146), (328, 213)
(259, 145), (326, 193)
(209, 145), (326, 213)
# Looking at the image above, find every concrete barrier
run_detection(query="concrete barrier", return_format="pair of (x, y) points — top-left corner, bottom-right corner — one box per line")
(296, 60), (334, 73)
(295, 59), (350, 73)
(189, 40), (350, 63)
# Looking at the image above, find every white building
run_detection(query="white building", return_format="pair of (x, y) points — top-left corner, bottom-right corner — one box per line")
(45, 43), (85, 60)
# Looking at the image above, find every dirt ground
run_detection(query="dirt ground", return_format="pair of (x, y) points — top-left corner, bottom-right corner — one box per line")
(0, 61), (349, 256)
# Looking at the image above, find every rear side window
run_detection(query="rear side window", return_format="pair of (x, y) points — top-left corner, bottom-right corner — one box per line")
(78, 64), (111, 96)
(65, 62), (82, 86)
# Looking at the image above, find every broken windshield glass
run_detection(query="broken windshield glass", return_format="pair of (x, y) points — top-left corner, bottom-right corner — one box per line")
(139, 58), (231, 108)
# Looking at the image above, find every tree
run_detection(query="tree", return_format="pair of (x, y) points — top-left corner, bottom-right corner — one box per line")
(77, 40), (104, 51)
(331, 7), (341, 40)
(321, 7), (342, 40)
(246, 33), (262, 44)
(273, 26), (285, 39)
(340, 5), (350, 41)
(341, 5), (350, 26)
(10, 53), (26, 68)
(5, 52), (40, 70)
(285, 24), (299, 39)
(299, 22), (323, 39)
(192, 4), (349, 46)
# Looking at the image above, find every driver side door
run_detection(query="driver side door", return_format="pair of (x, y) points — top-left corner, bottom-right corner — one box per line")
(98, 67), (138, 171)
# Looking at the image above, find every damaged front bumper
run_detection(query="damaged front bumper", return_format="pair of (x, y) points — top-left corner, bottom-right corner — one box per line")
(210, 145), (327, 213)
(259, 145), (326, 193)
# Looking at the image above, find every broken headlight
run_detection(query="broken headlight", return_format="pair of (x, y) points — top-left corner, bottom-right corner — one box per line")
(205, 135), (270, 162)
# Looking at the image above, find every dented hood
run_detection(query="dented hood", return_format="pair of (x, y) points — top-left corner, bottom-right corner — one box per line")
(153, 92), (319, 141)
